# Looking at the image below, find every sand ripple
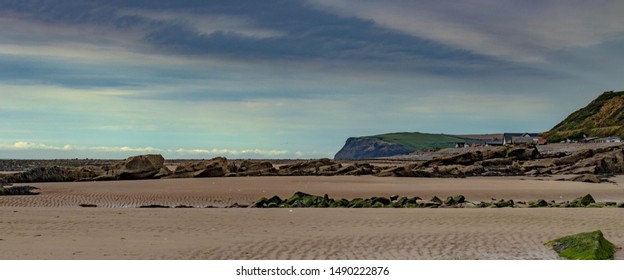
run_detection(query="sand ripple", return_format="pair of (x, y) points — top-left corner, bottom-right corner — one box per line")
(2, 176), (624, 208)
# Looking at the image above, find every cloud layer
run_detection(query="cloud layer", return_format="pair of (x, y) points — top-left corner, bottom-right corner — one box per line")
(1, 1), (623, 159)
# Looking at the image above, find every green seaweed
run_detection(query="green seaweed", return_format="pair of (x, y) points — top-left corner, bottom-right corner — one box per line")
(547, 230), (617, 260)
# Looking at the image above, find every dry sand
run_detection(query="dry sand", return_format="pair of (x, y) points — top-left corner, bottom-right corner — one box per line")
(1, 176), (624, 260)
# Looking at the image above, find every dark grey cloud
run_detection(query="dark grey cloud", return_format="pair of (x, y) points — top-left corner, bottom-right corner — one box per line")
(0, 0), (510, 76)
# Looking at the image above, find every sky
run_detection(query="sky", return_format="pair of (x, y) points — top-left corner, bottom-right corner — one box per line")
(1, 0), (623, 159)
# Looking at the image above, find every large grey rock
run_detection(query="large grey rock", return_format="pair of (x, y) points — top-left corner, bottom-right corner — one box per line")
(506, 145), (540, 160)
(278, 158), (337, 176)
(100, 154), (165, 180)
(5, 166), (105, 183)
(236, 161), (277, 176)
(169, 157), (229, 178)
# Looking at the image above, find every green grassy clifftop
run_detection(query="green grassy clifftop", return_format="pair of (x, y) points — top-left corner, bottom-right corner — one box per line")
(334, 132), (478, 160)
(545, 90), (624, 142)
(370, 132), (471, 151)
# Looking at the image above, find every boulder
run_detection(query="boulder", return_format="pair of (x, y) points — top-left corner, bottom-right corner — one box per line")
(318, 164), (344, 176)
(547, 230), (616, 260)
(444, 196), (457, 206)
(169, 157), (229, 178)
(236, 161), (277, 176)
(101, 154), (165, 180)
(4, 166), (105, 183)
(370, 196), (391, 206)
(571, 174), (602, 183)
(252, 196), (284, 208)
(481, 146), (509, 160)
(568, 194), (595, 207)
(506, 145), (539, 160)
(554, 149), (595, 166)
(425, 151), (484, 166)
(416, 199), (441, 208)
(494, 199), (514, 208)
(344, 163), (376, 176)
(528, 199), (549, 207)
(278, 158), (337, 176)
(0, 185), (40, 195)
(570, 149), (624, 174)
(154, 167), (173, 179)
(431, 196), (443, 204)
(376, 165), (415, 177)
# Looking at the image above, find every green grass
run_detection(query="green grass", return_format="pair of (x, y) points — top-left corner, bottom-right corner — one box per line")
(546, 90), (624, 141)
(370, 132), (478, 152)
(547, 230), (617, 260)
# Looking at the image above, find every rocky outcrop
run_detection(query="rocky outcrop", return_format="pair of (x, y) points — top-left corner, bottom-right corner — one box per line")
(97, 154), (165, 180)
(235, 161), (277, 176)
(334, 137), (411, 160)
(277, 158), (339, 176)
(3, 154), (166, 183)
(167, 157), (229, 178)
(376, 144), (624, 178)
(0, 185), (40, 195)
(3, 166), (105, 183)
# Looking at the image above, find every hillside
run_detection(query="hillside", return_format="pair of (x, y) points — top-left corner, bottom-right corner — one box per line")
(334, 132), (475, 160)
(545, 90), (624, 142)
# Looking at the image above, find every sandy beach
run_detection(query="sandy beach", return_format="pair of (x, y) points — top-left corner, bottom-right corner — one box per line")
(1, 176), (624, 260)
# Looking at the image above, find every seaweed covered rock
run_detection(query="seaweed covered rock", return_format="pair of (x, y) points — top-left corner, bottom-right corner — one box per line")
(252, 195), (284, 208)
(547, 230), (617, 260)
(0, 185), (40, 195)
(568, 194), (595, 207)
(528, 199), (549, 208)
(494, 199), (514, 208)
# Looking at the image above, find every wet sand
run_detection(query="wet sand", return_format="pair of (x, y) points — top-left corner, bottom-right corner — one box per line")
(1, 176), (624, 260)
(2, 176), (624, 208)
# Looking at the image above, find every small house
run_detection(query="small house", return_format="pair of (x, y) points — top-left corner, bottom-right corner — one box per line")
(503, 133), (540, 145)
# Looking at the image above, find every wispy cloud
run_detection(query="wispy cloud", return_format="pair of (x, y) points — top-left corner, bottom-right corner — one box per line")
(0, 142), (300, 159)
(0, 142), (161, 153)
(175, 148), (289, 157)
(308, 0), (624, 62)
(119, 9), (284, 39)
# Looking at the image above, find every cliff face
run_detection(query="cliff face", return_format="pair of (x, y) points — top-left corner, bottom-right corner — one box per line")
(334, 137), (412, 160)
(546, 90), (624, 142)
